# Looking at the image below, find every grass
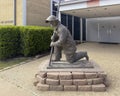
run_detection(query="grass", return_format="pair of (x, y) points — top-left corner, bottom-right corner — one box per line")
(0, 57), (29, 70)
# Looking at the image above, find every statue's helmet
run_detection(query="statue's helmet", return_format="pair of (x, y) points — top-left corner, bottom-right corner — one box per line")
(45, 15), (58, 23)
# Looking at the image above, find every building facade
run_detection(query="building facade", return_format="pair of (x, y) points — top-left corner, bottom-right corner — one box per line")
(57, 0), (120, 43)
(0, 0), (120, 43)
(0, 0), (51, 26)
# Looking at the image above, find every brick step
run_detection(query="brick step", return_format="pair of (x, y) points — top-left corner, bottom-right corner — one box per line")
(36, 83), (106, 91)
(35, 77), (105, 85)
(35, 71), (107, 80)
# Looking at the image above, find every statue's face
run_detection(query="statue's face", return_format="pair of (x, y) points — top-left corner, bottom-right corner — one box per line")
(50, 21), (57, 27)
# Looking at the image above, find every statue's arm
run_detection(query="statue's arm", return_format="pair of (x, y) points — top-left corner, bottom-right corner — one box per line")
(51, 32), (58, 41)
(54, 28), (67, 46)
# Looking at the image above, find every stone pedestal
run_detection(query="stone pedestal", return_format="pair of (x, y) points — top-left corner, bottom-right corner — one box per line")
(34, 60), (108, 91)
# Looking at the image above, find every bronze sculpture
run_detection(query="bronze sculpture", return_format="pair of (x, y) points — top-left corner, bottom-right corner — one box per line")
(46, 15), (89, 63)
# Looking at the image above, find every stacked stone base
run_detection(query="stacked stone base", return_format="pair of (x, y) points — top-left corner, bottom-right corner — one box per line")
(34, 60), (108, 92)
(34, 71), (107, 91)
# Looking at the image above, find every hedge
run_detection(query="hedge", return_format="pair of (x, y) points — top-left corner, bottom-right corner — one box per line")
(0, 26), (53, 60)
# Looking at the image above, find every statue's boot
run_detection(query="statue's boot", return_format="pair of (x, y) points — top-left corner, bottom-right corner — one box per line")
(74, 51), (89, 62)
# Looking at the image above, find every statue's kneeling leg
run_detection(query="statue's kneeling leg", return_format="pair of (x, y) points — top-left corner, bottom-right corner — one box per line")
(65, 54), (75, 63)
(74, 51), (89, 62)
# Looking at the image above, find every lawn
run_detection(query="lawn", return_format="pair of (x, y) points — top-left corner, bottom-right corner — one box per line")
(0, 57), (29, 70)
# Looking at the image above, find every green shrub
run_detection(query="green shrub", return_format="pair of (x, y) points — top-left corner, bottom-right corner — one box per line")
(0, 26), (53, 60)
(20, 26), (53, 56)
(0, 26), (21, 60)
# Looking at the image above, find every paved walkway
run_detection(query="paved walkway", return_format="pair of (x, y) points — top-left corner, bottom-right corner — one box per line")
(0, 43), (120, 96)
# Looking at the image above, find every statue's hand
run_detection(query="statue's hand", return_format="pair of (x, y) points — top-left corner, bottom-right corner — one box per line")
(51, 36), (53, 41)
(50, 42), (55, 47)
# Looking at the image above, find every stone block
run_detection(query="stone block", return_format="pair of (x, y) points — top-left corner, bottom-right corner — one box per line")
(85, 73), (97, 79)
(93, 78), (103, 84)
(36, 75), (46, 84)
(60, 80), (72, 85)
(73, 79), (87, 85)
(87, 79), (93, 85)
(72, 72), (85, 79)
(50, 85), (63, 91)
(37, 83), (49, 91)
(92, 84), (106, 92)
(59, 72), (72, 80)
(98, 72), (107, 79)
(47, 72), (59, 80)
(78, 85), (92, 91)
(36, 71), (47, 78)
(64, 85), (77, 91)
(46, 79), (59, 85)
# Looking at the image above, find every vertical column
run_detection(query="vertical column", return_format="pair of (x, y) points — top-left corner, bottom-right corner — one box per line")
(72, 16), (74, 39)
(80, 18), (83, 43)
(50, 0), (53, 15)
(58, 11), (61, 21)
(22, 0), (26, 26)
(13, 0), (16, 25)
(82, 18), (86, 41)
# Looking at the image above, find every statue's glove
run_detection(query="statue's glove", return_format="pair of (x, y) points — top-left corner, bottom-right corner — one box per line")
(50, 42), (56, 47)
(51, 36), (54, 41)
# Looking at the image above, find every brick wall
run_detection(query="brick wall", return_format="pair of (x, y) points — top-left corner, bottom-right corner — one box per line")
(0, 0), (23, 25)
(26, 0), (51, 26)
(0, 0), (14, 25)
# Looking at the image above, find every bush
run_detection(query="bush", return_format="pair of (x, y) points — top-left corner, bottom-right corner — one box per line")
(20, 26), (53, 56)
(0, 26), (53, 60)
(0, 26), (21, 60)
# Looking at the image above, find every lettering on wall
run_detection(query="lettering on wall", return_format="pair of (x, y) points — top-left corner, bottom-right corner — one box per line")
(0, 20), (14, 24)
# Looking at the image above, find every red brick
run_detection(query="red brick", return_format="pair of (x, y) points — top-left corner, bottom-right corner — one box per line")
(85, 73), (97, 79)
(78, 85), (92, 91)
(50, 85), (63, 91)
(47, 72), (59, 80)
(37, 83), (49, 91)
(46, 79), (59, 85)
(72, 72), (85, 79)
(60, 80), (72, 85)
(92, 84), (106, 92)
(73, 79), (87, 85)
(59, 72), (72, 80)
(64, 85), (77, 91)
(93, 78), (103, 84)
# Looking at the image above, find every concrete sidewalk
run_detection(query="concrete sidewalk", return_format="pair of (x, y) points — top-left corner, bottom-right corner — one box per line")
(0, 43), (120, 96)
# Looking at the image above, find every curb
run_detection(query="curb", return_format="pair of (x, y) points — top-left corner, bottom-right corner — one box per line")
(0, 53), (49, 72)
